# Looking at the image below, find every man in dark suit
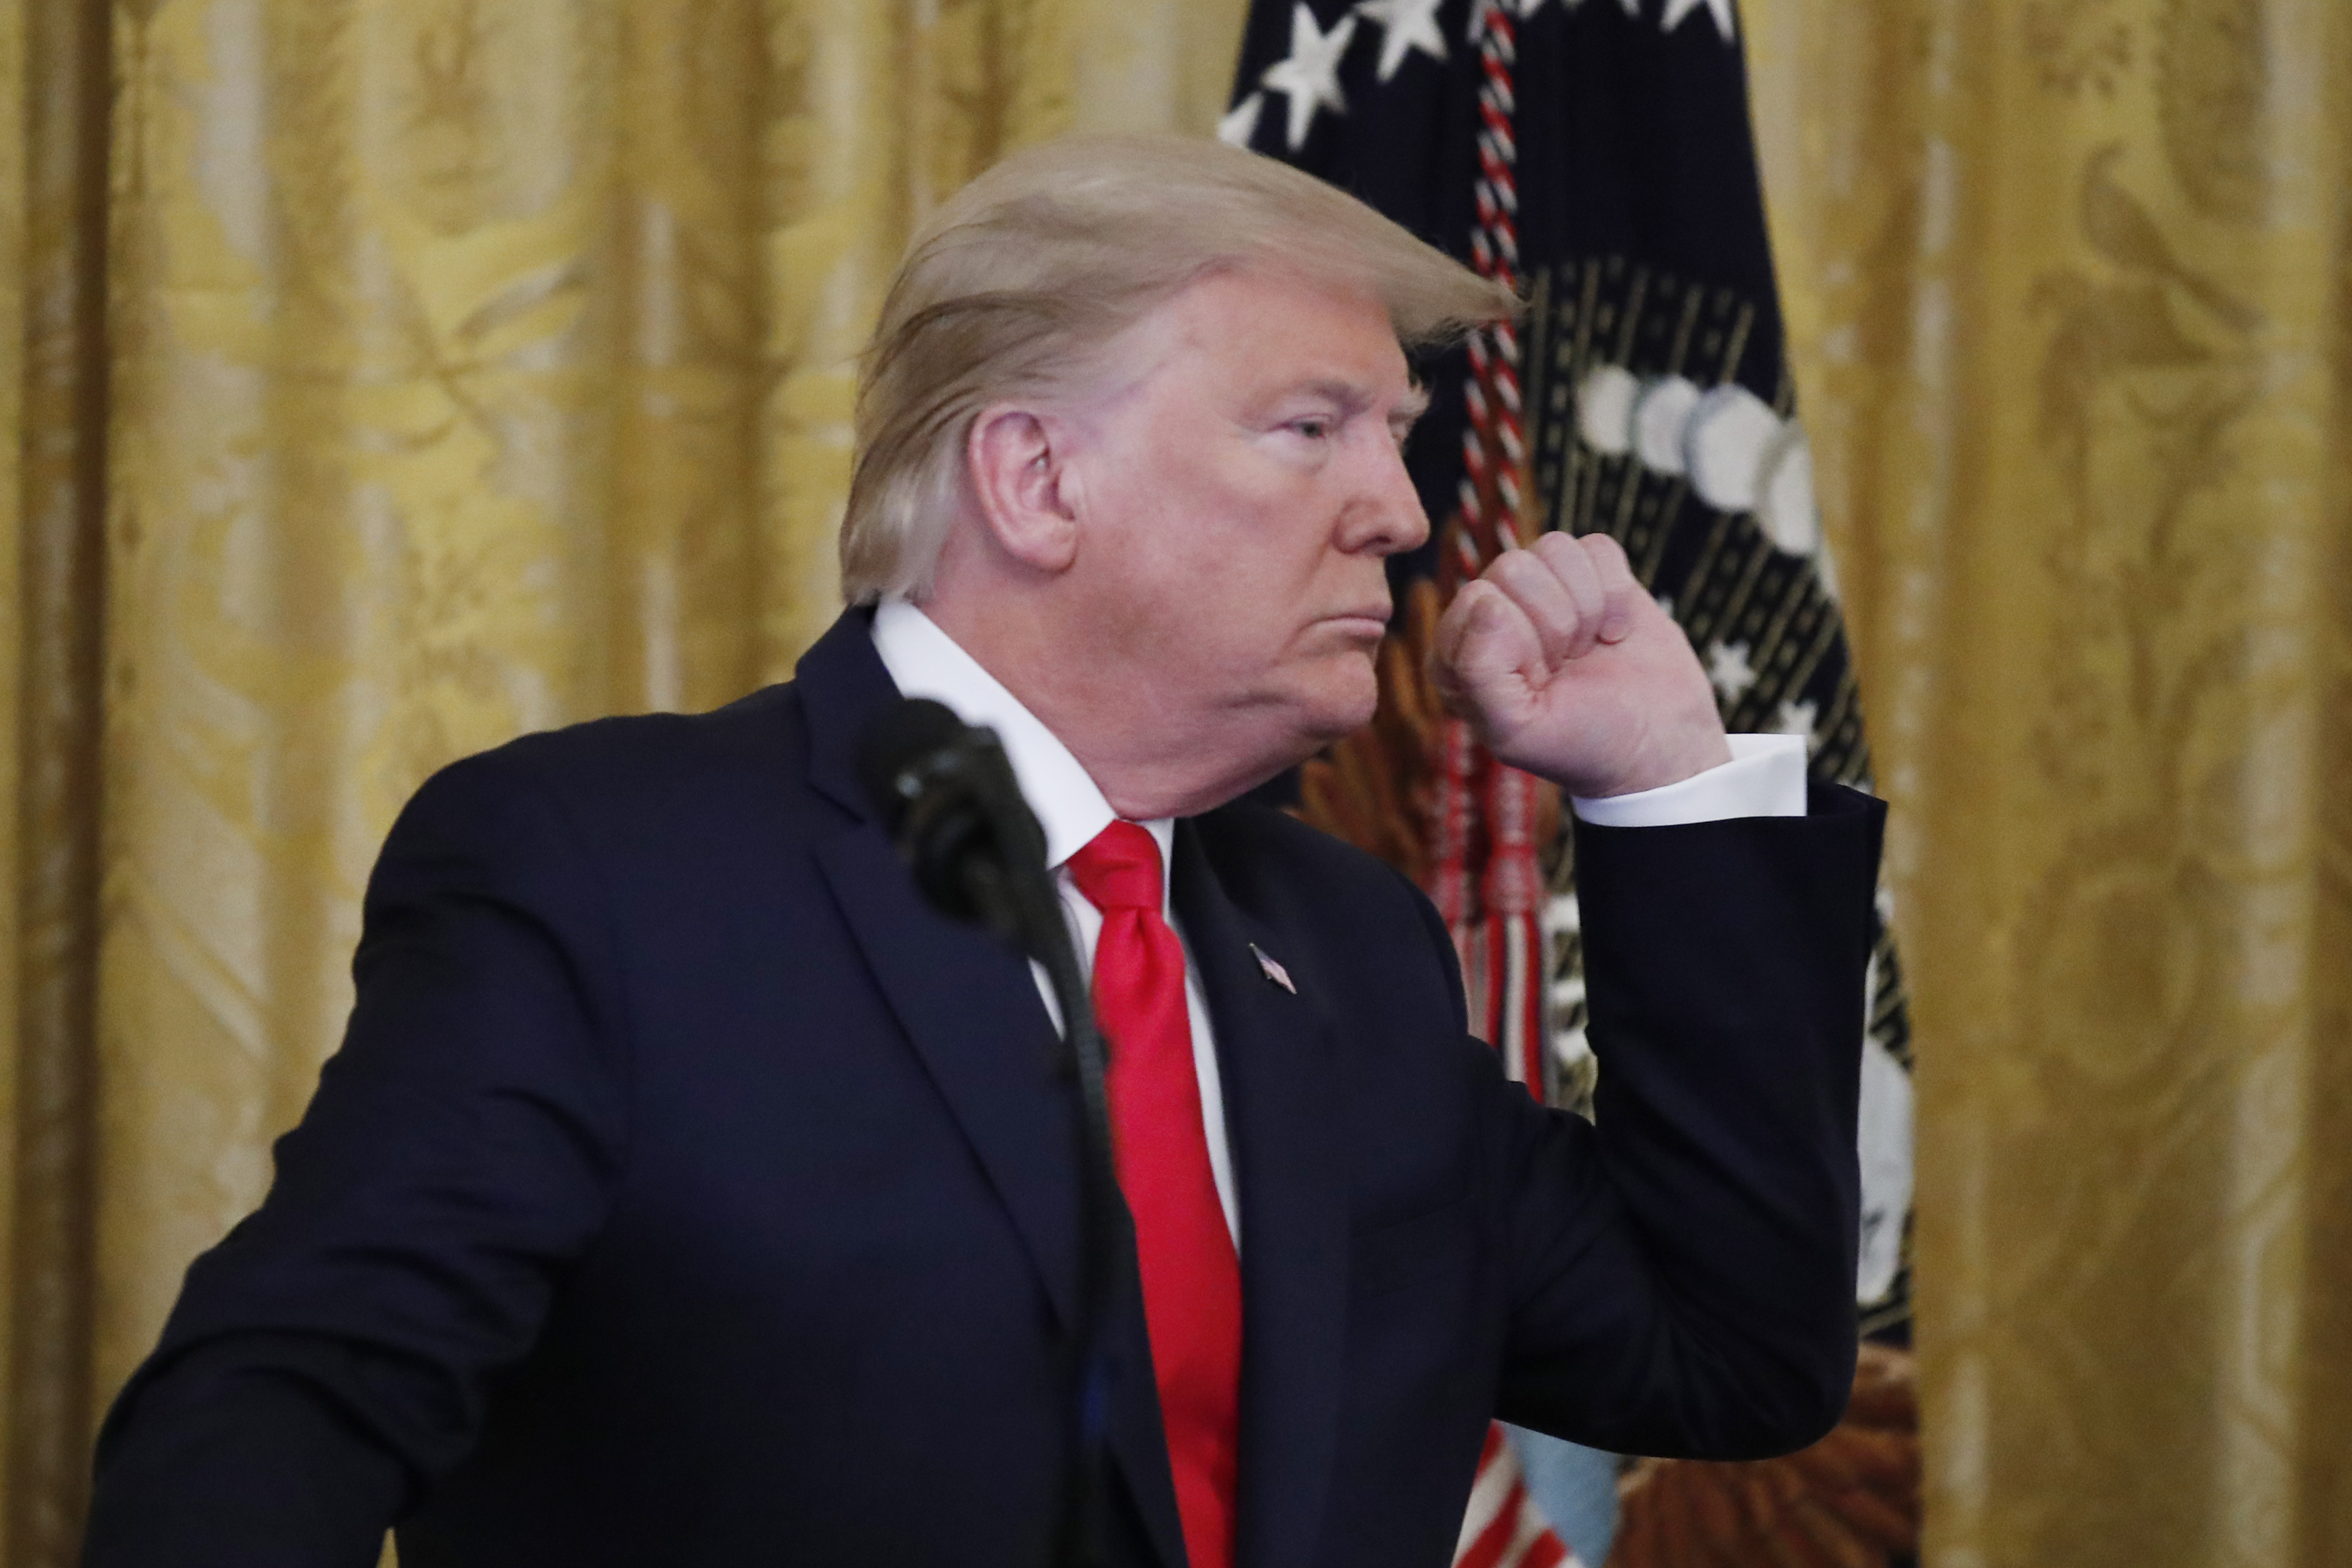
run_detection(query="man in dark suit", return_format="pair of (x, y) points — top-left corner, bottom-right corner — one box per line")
(83, 136), (1881, 1568)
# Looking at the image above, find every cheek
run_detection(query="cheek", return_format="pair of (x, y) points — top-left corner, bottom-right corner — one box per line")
(1120, 504), (1274, 620)
(1086, 534), (1238, 668)
(1087, 453), (1336, 665)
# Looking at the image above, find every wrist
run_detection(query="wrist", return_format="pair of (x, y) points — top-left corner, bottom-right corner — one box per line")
(1581, 725), (1733, 799)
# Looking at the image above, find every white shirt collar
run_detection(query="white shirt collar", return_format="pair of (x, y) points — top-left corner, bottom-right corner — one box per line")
(869, 600), (1175, 876)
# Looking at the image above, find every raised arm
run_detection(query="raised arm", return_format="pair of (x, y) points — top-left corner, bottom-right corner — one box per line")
(1430, 528), (1880, 1456)
(1461, 787), (1881, 1457)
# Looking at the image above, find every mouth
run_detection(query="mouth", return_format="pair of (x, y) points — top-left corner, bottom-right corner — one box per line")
(1320, 606), (1394, 643)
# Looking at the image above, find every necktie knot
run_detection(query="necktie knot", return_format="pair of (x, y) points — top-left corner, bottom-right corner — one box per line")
(1066, 820), (1164, 912)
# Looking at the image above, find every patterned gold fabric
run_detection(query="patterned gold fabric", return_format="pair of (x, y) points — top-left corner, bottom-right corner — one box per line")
(1746, 3), (2352, 1564)
(3, 1), (112, 1562)
(7, 3), (2349, 1566)
(0, 3), (1247, 1562)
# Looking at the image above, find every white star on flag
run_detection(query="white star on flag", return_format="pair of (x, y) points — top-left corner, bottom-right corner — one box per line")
(1354, 0), (1447, 82)
(1217, 92), (1265, 148)
(1774, 697), (1819, 743)
(1260, 3), (1359, 151)
(1661, 0), (1736, 40)
(1706, 639), (1758, 703)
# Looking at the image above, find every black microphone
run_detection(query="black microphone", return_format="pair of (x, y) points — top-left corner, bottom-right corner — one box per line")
(857, 695), (1126, 1568)
(858, 697), (1050, 951)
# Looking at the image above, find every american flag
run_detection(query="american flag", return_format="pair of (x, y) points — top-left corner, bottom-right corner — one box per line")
(1229, 2), (1919, 1564)
(1457, 1425), (1572, 1568)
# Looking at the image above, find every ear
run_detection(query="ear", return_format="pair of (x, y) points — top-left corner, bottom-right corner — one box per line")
(965, 404), (1080, 574)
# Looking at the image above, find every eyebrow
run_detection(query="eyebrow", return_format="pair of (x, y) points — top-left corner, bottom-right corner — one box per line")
(1287, 378), (1431, 427)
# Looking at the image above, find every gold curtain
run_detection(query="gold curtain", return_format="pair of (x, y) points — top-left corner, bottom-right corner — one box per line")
(0, 2), (1248, 1563)
(1745, 2), (2352, 1564)
(16, 2), (2350, 1566)
(4, 0), (112, 1562)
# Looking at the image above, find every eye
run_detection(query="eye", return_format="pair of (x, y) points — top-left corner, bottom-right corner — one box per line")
(1290, 416), (1334, 440)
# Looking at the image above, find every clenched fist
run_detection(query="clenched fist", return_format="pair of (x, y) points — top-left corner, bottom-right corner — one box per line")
(1431, 533), (1729, 799)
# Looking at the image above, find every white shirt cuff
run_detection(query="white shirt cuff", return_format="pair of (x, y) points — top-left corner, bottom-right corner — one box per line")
(1569, 734), (1808, 827)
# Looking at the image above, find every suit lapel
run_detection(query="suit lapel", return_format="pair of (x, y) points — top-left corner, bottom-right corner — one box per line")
(812, 828), (1082, 1321)
(1172, 821), (1349, 1568)
(798, 614), (1189, 1568)
(800, 610), (1090, 1330)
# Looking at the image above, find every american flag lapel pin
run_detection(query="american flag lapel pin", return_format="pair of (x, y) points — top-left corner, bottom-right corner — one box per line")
(1250, 943), (1296, 995)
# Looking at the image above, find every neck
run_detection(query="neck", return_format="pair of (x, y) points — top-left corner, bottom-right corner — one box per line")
(919, 586), (1289, 822)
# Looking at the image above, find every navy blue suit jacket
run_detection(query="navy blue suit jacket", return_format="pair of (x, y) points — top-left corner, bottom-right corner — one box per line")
(85, 610), (1883, 1568)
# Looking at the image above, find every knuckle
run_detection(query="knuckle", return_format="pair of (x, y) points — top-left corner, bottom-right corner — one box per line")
(1488, 550), (1543, 591)
(1533, 531), (1583, 571)
(1581, 531), (1633, 575)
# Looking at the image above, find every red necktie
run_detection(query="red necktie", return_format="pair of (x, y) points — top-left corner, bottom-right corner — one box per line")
(1067, 821), (1242, 1568)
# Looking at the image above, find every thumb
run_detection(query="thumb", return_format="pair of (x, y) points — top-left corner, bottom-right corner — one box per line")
(1438, 581), (1541, 713)
(1461, 586), (1524, 673)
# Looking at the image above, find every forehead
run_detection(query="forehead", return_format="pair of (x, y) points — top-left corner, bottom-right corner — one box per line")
(1117, 266), (1413, 404)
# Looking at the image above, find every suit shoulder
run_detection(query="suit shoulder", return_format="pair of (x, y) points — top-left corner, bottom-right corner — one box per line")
(1191, 799), (1434, 928)
(409, 684), (805, 818)
(381, 685), (829, 890)
(497, 682), (799, 782)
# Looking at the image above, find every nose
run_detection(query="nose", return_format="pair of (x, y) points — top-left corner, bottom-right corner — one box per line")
(1336, 425), (1432, 558)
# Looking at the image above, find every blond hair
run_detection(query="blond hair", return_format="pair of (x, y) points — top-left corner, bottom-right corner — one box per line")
(839, 133), (1520, 604)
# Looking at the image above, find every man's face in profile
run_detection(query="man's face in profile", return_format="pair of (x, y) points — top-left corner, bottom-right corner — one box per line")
(1057, 267), (1433, 776)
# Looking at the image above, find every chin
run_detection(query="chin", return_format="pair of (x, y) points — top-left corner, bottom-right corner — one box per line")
(1296, 662), (1380, 742)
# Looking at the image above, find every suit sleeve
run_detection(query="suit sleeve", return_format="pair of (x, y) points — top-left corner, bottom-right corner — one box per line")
(83, 745), (632, 1567)
(1476, 782), (1884, 1459)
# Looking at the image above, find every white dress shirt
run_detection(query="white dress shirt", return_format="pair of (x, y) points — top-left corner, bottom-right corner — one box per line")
(869, 599), (1809, 1254)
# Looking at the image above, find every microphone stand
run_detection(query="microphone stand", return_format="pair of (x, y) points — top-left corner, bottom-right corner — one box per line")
(861, 701), (1128, 1568)
(1001, 868), (1127, 1568)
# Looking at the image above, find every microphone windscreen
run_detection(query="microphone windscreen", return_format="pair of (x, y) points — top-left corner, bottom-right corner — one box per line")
(857, 697), (969, 831)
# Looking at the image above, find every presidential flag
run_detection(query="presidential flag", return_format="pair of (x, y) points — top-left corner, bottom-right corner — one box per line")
(1229, 3), (1919, 1563)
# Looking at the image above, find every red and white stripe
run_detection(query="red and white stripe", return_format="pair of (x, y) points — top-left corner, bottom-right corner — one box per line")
(1435, 0), (1548, 1108)
(1457, 0), (1527, 546)
(1430, 6), (1571, 1567)
(1456, 1426), (1577, 1568)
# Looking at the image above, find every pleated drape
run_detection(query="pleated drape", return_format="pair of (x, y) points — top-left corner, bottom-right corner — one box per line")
(3, 0), (114, 1562)
(1746, 3), (2352, 1564)
(9, 3), (2351, 1567)
(0, 3), (1247, 1563)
